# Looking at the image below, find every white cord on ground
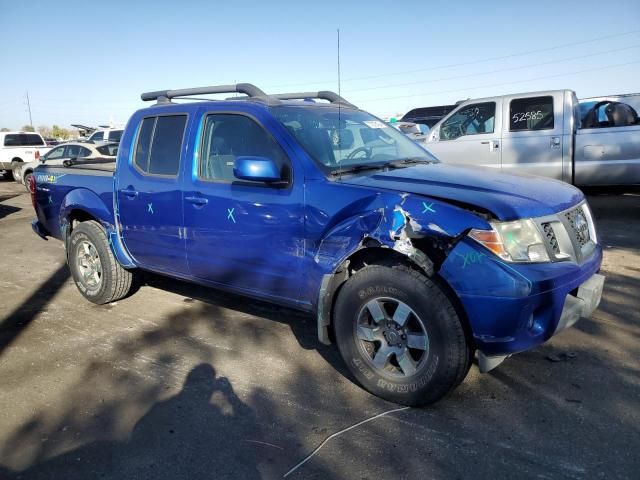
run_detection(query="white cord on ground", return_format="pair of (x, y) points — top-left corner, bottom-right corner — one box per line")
(282, 405), (410, 478)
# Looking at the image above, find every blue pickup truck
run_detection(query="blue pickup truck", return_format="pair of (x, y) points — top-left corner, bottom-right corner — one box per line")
(30, 83), (604, 405)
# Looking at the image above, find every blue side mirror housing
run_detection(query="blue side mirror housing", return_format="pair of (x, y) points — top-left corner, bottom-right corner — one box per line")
(233, 156), (283, 183)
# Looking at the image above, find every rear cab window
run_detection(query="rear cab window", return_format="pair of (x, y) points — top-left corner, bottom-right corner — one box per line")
(509, 96), (554, 131)
(133, 115), (187, 176)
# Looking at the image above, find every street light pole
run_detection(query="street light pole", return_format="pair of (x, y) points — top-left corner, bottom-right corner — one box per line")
(25, 91), (33, 128)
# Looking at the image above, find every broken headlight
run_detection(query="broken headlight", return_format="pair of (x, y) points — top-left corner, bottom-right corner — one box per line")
(469, 219), (550, 263)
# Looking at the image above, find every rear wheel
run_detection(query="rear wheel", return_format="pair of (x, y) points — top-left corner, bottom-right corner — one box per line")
(11, 162), (22, 182)
(23, 172), (33, 191)
(333, 264), (470, 406)
(68, 221), (133, 304)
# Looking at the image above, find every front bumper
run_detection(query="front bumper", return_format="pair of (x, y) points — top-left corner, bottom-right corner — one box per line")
(31, 219), (50, 240)
(439, 237), (604, 361)
(554, 273), (604, 335)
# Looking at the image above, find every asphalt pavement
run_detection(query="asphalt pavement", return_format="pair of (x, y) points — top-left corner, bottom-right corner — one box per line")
(0, 178), (638, 479)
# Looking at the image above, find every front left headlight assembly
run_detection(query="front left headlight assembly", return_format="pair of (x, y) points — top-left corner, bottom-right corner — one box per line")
(469, 219), (550, 263)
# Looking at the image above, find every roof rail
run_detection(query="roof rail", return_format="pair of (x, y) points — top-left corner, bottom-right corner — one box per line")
(140, 83), (268, 104)
(271, 91), (357, 108)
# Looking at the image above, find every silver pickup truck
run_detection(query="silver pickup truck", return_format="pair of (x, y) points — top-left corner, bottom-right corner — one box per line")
(425, 90), (640, 186)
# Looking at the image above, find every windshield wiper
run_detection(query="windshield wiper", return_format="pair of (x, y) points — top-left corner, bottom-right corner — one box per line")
(388, 158), (435, 167)
(329, 163), (389, 176)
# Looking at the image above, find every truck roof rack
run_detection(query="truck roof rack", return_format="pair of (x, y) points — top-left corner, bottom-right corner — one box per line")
(140, 83), (357, 109)
(271, 91), (357, 108)
(141, 83), (268, 104)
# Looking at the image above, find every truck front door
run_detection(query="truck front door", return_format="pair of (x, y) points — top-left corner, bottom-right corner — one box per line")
(426, 100), (502, 169)
(116, 113), (190, 275)
(500, 94), (566, 181)
(182, 110), (304, 303)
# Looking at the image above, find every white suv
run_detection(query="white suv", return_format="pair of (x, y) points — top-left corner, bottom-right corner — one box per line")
(87, 128), (123, 144)
(0, 131), (51, 181)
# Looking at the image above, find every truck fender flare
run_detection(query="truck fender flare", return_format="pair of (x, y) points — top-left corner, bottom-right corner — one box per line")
(59, 188), (136, 268)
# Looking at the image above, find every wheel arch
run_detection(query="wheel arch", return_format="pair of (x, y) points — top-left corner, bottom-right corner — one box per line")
(316, 244), (475, 351)
(60, 192), (135, 269)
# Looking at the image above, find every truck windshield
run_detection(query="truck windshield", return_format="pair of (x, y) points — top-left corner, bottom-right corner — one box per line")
(271, 105), (438, 174)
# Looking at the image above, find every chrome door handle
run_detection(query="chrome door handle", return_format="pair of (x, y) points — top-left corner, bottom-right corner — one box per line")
(185, 196), (208, 206)
(121, 189), (138, 198)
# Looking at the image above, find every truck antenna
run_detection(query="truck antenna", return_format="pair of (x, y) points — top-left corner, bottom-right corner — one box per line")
(337, 28), (342, 178)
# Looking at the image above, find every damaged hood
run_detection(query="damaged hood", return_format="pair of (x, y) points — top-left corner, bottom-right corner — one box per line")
(339, 163), (584, 221)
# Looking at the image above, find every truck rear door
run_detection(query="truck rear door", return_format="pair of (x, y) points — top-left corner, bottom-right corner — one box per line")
(500, 93), (566, 181)
(115, 113), (190, 275)
(574, 97), (640, 186)
(182, 108), (304, 302)
(426, 100), (502, 168)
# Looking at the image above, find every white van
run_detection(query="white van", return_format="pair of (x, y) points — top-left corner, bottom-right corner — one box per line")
(0, 131), (51, 181)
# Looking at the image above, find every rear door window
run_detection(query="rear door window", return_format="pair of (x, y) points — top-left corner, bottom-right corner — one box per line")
(3, 133), (45, 146)
(440, 102), (496, 140)
(509, 96), (554, 131)
(108, 130), (123, 143)
(133, 115), (187, 176)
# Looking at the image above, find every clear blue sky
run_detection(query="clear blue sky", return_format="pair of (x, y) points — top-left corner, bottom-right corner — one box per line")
(0, 0), (639, 129)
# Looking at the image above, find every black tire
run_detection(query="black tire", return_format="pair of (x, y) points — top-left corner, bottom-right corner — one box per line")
(333, 264), (470, 406)
(68, 220), (133, 304)
(11, 162), (22, 182)
(23, 172), (33, 191)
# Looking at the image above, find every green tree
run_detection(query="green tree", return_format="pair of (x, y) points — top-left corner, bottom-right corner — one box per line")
(0, 128), (10, 132)
(52, 125), (71, 140)
(21, 125), (35, 132)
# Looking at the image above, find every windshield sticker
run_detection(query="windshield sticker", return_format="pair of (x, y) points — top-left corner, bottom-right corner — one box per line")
(364, 120), (388, 129)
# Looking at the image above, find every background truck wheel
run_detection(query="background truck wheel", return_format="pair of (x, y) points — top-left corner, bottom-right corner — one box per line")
(11, 163), (22, 182)
(68, 220), (133, 304)
(333, 264), (470, 406)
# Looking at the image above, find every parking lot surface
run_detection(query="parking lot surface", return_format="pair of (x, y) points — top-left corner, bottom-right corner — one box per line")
(0, 179), (638, 479)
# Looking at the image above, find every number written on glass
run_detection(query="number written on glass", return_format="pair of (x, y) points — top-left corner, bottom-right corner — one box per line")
(512, 110), (544, 123)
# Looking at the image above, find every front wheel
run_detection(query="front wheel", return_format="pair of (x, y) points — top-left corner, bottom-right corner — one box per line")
(333, 264), (471, 406)
(68, 220), (133, 304)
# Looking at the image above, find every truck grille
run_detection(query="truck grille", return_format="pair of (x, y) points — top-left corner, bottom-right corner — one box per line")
(564, 206), (591, 247)
(541, 222), (561, 255)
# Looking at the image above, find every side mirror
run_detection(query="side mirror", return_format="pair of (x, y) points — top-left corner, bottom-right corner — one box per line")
(233, 156), (284, 184)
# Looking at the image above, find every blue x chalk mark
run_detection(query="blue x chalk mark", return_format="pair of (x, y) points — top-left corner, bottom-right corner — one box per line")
(147, 203), (154, 214)
(48, 196), (53, 204)
(422, 202), (435, 213)
(227, 208), (236, 223)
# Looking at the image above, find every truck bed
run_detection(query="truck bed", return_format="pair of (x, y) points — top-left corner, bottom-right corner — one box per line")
(33, 163), (116, 241)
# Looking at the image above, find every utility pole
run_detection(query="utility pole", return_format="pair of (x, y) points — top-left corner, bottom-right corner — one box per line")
(25, 91), (33, 128)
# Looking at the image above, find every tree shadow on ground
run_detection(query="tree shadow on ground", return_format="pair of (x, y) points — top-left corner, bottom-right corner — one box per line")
(0, 263), (70, 357)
